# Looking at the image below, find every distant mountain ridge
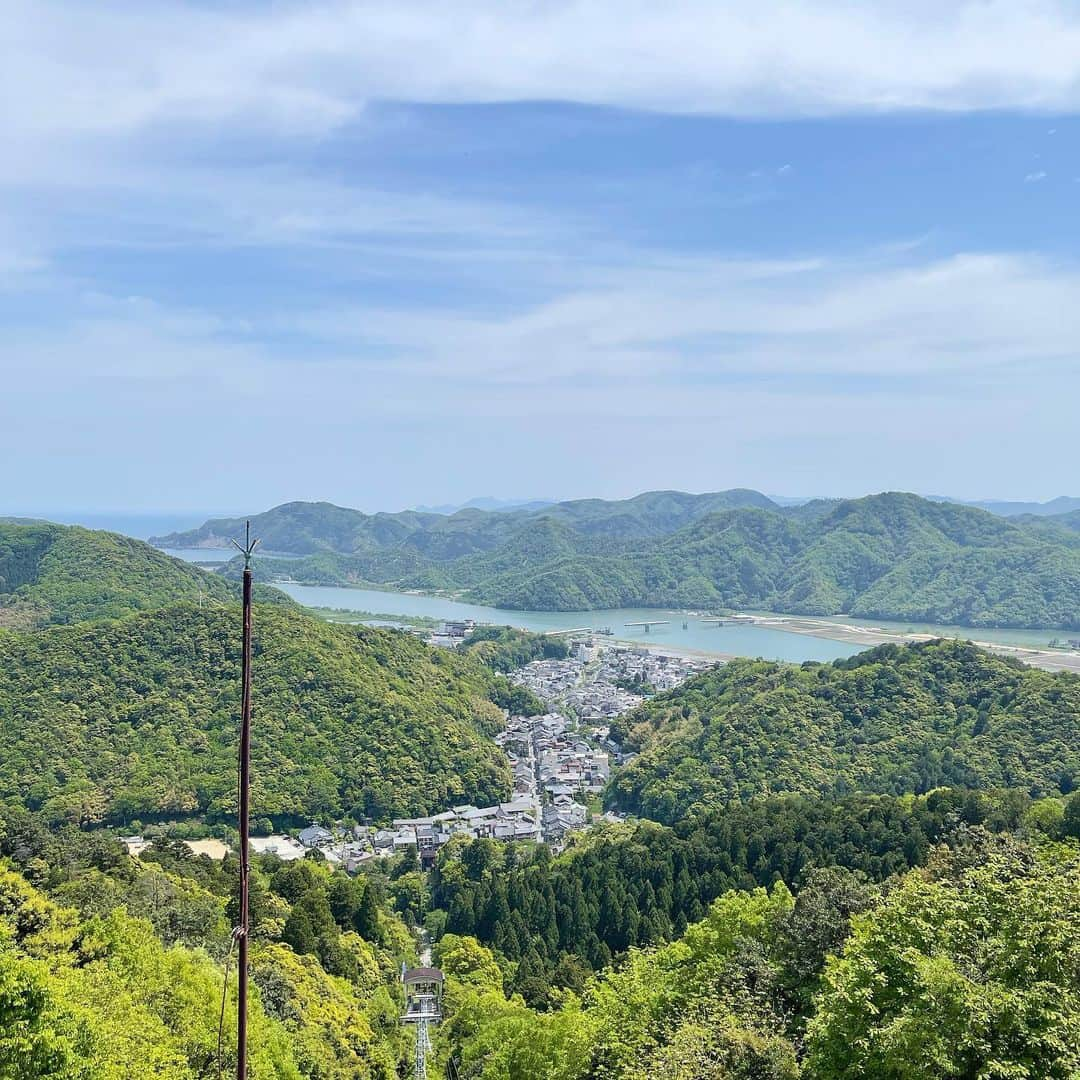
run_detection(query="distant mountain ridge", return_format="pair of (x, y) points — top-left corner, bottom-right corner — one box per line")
(929, 494), (1080, 517)
(151, 488), (779, 554)
(413, 496), (557, 514)
(155, 489), (1080, 628)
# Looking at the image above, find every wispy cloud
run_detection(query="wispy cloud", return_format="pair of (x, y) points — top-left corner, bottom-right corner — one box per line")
(275, 250), (1080, 383)
(8, 248), (1076, 390)
(3, 2), (1078, 509)
(5, 0), (1080, 157)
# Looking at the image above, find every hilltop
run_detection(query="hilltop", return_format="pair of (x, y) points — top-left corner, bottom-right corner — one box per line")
(160, 490), (1080, 627)
(607, 638), (1080, 823)
(0, 603), (513, 826)
(151, 488), (777, 554)
(0, 520), (243, 628)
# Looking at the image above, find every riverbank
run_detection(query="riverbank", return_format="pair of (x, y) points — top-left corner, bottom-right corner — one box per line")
(276, 583), (1080, 673)
(757, 615), (1080, 674)
(157, 548), (1079, 673)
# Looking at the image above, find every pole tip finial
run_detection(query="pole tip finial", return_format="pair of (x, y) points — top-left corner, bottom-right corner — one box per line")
(231, 521), (260, 570)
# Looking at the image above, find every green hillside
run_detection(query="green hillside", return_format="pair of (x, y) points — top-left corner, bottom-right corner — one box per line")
(0, 829), (417, 1077)
(436, 834), (1080, 1080)
(607, 639), (1080, 823)
(0, 521), (240, 628)
(454, 494), (1080, 625)
(170, 491), (1080, 628)
(0, 603), (512, 827)
(152, 488), (779, 556)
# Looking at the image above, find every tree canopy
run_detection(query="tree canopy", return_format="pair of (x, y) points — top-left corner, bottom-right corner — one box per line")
(608, 639), (1080, 823)
(165, 492), (1080, 627)
(0, 603), (513, 827)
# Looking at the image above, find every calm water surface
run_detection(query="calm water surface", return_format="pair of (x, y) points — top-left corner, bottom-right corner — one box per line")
(158, 547), (1065, 662)
(274, 583), (860, 662)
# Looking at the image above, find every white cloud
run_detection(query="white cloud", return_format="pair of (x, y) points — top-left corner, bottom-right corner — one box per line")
(8, 248), (1077, 402)
(278, 250), (1080, 383)
(5, 0), (1080, 159)
(3, 246), (1077, 507)
(1025, 170), (1048, 182)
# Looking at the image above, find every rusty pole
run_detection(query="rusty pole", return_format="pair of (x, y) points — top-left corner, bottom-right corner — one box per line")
(232, 522), (258, 1080)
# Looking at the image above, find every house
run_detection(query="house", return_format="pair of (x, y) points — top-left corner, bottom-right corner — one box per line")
(250, 835), (306, 861)
(392, 827), (419, 852)
(298, 824), (334, 848)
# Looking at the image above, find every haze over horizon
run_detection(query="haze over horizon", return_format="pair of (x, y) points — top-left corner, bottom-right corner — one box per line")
(12, 488), (1080, 536)
(4, 1), (1078, 511)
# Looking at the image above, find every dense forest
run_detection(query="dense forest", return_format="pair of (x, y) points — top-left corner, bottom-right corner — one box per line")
(433, 831), (1080, 1079)
(428, 787), (1073, 1005)
(607, 639), (1080, 822)
(160, 491), (1080, 627)
(0, 813), (416, 1077)
(0, 602), (516, 826)
(0, 522), (246, 628)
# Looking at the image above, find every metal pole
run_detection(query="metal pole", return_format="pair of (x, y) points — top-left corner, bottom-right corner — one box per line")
(232, 522), (257, 1080)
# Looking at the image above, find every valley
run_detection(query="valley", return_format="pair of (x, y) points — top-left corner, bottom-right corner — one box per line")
(3, 508), (1079, 1079)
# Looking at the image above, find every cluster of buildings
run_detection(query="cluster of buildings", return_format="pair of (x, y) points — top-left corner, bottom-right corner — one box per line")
(425, 619), (477, 648)
(119, 636), (713, 871)
(509, 640), (711, 722)
(594, 645), (710, 692)
(264, 799), (546, 870)
(497, 711), (611, 797)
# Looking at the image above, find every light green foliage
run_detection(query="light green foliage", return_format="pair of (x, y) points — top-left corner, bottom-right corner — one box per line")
(0, 831), (420, 1079)
(437, 934), (505, 992)
(0, 947), (70, 1079)
(0, 864), (300, 1079)
(440, 886), (802, 1080)
(805, 842), (1080, 1078)
(628, 1011), (799, 1080)
(443, 837), (1080, 1079)
(0, 603), (512, 825)
(251, 943), (402, 1079)
(609, 639), (1080, 822)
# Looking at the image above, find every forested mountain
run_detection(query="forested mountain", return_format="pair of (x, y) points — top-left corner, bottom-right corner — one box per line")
(0, 521), (240, 627)
(161, 491), (1080, 627)
(1053, 508), (1080, 531)
(0, 603), (513, 827)
(958, 494), (1080, 516)
(152, 489), (778, 555)
(1018, 507), (1080, 535)
(607, 639), (1080, 823)
(430, 787), (1055, 1001)
(435, 832), (1080, 1080)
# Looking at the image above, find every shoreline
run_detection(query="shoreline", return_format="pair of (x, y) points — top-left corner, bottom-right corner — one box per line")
(752, 615), (1080, 674)
(173, 559), (1080, 675)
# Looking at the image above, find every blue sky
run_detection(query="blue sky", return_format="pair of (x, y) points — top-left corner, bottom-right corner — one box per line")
(3, 1), (1079, 515)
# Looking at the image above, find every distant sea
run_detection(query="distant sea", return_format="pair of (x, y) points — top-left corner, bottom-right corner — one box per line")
(7, 511), (237, 541)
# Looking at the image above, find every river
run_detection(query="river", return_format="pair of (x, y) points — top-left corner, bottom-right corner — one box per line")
(158, 548), (1072, 664)
(273, 583), (861, 662)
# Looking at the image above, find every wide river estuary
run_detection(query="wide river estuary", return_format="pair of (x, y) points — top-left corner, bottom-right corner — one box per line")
(161, 548), (1068, 665)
